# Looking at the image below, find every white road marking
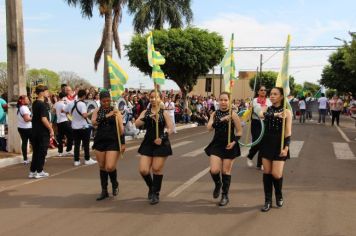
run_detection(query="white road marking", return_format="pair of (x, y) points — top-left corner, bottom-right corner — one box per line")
(290, 141), (304, 158)
(332, 142), (356, 160)
(0, 165), (88, 193)
(336, 126), (350, 142)
(172, 141), (193, 148)
(182, 147), (205, 157)
(167, 167), (210, 198)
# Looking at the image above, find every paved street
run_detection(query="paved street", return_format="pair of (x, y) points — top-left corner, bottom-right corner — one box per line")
(1, 118), (356, 236)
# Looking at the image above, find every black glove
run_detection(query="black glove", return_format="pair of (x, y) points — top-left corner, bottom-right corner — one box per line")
(160, 132), (169, 142)
(263, 111), (274, 119)
(284, 136), (291, 147)
(234, 135), (241, 143)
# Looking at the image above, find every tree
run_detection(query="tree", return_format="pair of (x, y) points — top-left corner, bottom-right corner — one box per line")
(321, 48), (356, 95)
(303, 81), (320, 95)
(128, 0), (193, 34)
(344, 32), (356, 72)
(59, 71), (93, 89)
(27, 69), (60, 94)
(0, 63), (7, 96)
(249, 71), (296, 95)
(125, 28), (225, 96)
(65, 0), (127, 89)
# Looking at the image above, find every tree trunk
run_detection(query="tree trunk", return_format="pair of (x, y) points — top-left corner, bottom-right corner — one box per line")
(103, 8), (113, 89)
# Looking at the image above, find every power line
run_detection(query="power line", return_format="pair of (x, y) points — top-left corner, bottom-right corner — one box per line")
(234, 45), (342, 52)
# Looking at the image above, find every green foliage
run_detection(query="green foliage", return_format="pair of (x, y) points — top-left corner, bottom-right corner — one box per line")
(344, 33), (356, 72)
(321, 48), (356, 95)
(303, 81), (320, 95)
(326, 89), (337, 98)
(249, 71), (296, 95)
(125, 28), (225, 95)
(128, 0), (193, 33)
(0, 62), (7, 95)
(27, 69), (60, 93)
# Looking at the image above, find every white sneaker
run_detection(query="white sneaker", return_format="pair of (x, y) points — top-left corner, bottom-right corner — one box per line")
(35, 171), (49, 179)
(58, 153), (63, 157)
(23, 160), (30, 165)
(28, 171), (37, 179)
(74, 161), (81, 166)
(84, 158), (97, 165)
(65, 151), (73, 156)
(246, 159), (254, 168)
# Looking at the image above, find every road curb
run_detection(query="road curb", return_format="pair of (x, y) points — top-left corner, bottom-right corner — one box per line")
(0, 123), (199, 169)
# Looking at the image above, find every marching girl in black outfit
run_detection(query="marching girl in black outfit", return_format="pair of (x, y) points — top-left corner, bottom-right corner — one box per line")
(135, 90), (173, 205)
(258, 87), (292, 212)
(91, 91), (126, 201)
(205, 92), (242, 206)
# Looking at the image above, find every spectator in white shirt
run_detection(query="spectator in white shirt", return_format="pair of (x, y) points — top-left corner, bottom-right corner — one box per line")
(298, 97), (306, 123)
(54, 92), (73, 157)
(65, 89), (96, 166)
(318, 93), (328, 124)
(125, 117), (140, 139)
(165, 97), (176, 133)
(17, 95), (32, 164)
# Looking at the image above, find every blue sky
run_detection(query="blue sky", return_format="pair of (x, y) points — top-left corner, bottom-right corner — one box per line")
(1, 0), (356, 90)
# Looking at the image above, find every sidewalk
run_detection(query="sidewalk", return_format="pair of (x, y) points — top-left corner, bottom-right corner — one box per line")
(0, 122), (198, 169)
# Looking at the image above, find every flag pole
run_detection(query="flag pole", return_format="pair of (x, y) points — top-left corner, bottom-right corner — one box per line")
(154, 82), (159, 139)
(280, 90), (287, 153)
(280, 34), (291, 153)
(227, 34), (234, 144)
(110, 90), (123, 159)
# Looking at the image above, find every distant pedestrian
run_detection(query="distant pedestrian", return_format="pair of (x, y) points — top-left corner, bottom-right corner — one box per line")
(65, 89), (97, 166)
(29, 85), (54, 179)
(329, 95), (343, 126)
(17, 95), (32, 165)
(54, 92), (73, 157)
(318, 93), (328, 124)
(298, 97), (306, 123)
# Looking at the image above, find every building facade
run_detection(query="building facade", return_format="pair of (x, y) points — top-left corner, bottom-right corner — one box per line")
(189, 71), (257, 99)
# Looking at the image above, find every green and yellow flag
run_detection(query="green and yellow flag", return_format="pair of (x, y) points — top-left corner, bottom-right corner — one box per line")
(147, 32), (166, 85)
(220, 34), (237, 93)
(107, 55), (128, 100)
(276, 35), (291, 96)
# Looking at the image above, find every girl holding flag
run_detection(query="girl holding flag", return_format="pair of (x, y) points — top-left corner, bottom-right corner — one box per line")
(136, 90), (173, 205)
(258, 87), (292, 212)
(91, 90), (125, 201)
(205, 92), (242, 206)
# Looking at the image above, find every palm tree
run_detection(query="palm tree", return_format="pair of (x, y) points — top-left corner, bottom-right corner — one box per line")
(65, 0), (127, 88)
(128, 0), (193, 34)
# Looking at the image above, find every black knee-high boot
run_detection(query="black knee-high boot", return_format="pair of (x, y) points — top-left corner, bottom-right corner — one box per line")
(261, 174), (273, 212)
(273, 177), (284, 207)
(97, 170), (109, 201)
(142, 174), (153, 200)
(210, 172), (222, 199)
(219, 174), (231, 206)
(108, 169), (119, 196)
(150, 174), (163, 205)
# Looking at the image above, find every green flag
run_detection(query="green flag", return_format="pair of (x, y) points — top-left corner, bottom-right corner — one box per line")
(220, 34), (236, 93)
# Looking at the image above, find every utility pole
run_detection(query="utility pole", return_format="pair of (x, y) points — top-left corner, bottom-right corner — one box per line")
(258, 54), (263, 88)
(6, 0), (26, 153)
